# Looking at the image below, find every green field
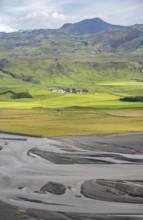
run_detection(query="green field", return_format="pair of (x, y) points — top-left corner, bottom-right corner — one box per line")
(0, 85), (143, 137)
(0, 107), (143, 136)
(0, 57), (143, 136)
(0, 23), (143, 136)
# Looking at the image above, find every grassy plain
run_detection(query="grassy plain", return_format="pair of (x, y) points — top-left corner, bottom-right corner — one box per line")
(0, 86), (143, 136)
(0, 108), (143, 136)
(0, 57), (143, 136)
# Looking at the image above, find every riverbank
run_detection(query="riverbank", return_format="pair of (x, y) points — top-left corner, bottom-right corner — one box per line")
(0, 132), (143, 219)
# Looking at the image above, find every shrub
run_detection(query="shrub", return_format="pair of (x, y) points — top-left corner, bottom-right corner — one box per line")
(120, 96), (143, 102)
(11, 92), (33, 99)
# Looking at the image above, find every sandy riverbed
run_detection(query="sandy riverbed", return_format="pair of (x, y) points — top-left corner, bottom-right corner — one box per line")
(0, 132), (143, 219)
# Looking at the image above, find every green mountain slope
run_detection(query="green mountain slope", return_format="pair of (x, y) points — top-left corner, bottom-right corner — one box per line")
(0, 18), (143, 98)
(0, 57), (143, 92)
(0, 18), (143, 57)
(1, 18), (143, 136)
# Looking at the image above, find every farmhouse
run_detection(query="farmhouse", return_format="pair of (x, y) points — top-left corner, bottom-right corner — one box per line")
(52, 89), (66, 93)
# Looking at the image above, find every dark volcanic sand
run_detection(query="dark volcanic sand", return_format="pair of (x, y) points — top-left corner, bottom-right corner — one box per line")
(0, 202), (143, 220)
(0, 132), (143, 219)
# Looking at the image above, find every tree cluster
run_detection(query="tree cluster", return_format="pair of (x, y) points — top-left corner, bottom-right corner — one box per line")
(11, 92), (33, 99)
(64, 88), (89, 94)
(120, 96), (143, 102)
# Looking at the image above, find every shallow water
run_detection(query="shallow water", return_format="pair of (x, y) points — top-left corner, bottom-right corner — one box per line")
(0, 133), (143, 214)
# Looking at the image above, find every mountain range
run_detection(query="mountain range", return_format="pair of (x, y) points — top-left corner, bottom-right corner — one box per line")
(0, 17), (143, 57)
(0, 18), (143, 96)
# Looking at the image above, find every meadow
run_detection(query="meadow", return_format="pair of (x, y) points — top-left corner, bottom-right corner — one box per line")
(0, 56), (143, 136)
(0, 75), (143, 136)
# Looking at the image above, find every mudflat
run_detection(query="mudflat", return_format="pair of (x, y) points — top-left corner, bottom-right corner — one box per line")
(0, 132), (143, 219)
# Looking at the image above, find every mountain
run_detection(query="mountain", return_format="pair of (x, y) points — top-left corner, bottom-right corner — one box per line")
(0, 18), (143, 57)
(0, 18), (143, 94)
(83, 24), (143, 53)
(59, 17), (124, 35)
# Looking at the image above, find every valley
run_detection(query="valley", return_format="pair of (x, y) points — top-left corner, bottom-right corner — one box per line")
(0, 17), (143, 220)
(0, 53), (143, 136)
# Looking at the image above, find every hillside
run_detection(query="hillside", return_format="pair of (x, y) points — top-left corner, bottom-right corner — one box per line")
(0, 57), (143, 93)
(0, 18), (143, 103)
(0, 18), (143, 136)
(0, 18), (143, 57)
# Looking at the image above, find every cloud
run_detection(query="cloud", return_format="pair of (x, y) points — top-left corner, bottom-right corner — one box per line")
(0, 0), (81, 29)
(0, 0), (143, 31)
(0, 24), (17, 33)
(12, 11), (82, 30)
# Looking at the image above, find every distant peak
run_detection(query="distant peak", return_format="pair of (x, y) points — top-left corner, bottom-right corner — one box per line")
(61, 18), (106, 28)
(82, 17), (109, 24)
(87, 17), (103, 21)
(61, 23), (72, 29)
(59, 17), (125, 35)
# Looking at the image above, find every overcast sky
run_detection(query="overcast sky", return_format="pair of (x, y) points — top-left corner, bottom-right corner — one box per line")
(0, 0), (143, 32)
